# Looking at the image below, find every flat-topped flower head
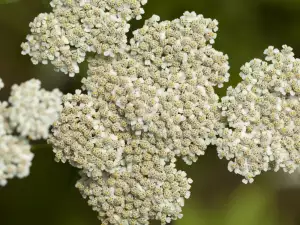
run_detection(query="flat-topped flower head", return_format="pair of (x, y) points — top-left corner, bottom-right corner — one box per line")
(0, 77), (62, 186)
(129, 12), (229, 87)
(49, 87), (178, 178)
(49, 90), (129, 177)
(84, 51), (226, 165)
(48, 85), (193, 224)
(0, 135), (33, 186)
(217, 45), (300, 184)
(45, 5), (229, 224)
(8, 79), (62, 140)
(76, 162), (192, 225)
(50, 0), (147, 21)
(80, 11), (229, 164)
(21, 0), (148, 76)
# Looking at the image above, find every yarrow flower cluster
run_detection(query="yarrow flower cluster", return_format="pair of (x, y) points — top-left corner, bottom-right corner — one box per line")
(217, 45), (300, 184)
(21, 0), (148, 76)
(8, 79), (62, 140)
(0, 78), (62, 186)
(129, 12), (229, 88)
(49, 89), (193, 224)
(23, 0), (300, 223)
(0, 135), (32, 186)
(81, 12), (230, 165)
(44, 1), (229, 223)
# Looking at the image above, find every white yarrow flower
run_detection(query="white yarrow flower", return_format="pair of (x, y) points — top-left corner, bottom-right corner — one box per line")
(48, 9), (229, 225)
(0, 135), (33, 186)
(0, 77), (62, 186)
(21, 0), (148, 76)
(8, 79), (63, 140)
(217, 45), (300, 183)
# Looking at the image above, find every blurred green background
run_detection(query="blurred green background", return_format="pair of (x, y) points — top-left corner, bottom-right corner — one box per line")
(1, 0), (300, 224)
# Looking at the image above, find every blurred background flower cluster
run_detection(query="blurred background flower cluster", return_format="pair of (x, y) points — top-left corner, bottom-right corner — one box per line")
(0, 0), (300, 224)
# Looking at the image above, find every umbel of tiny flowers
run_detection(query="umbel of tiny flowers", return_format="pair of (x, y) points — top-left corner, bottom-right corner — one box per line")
(82, 12), (229, 165)
(8, 79), (63, 140)
(23, 0), (230, 223)
(76, 166), (192, 225)
(47, 7), (229, 225)
(48, 88), (193, 225)
(21, 0), (148, 77)
(0, 78), (62, 186)
(217, 45), (300, 184)
(0, 135), (33, 186)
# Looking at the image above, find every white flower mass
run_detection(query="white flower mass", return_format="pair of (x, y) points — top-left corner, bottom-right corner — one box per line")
(49, 81), (194, 225)
(21, 0), (147, 77)
(8, 79), (63, 140)
(0, 78), (62, 186)
(0, 135), (33, 186)
(21, 0), (300, 224)
(47, 2), (229, 224)
(217, 45), (300, 184)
